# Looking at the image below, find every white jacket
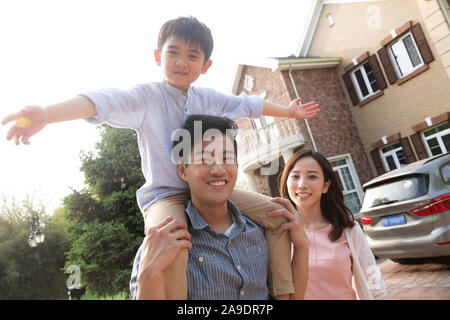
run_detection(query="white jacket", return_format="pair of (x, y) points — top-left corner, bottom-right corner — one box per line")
(344, 222), (387, 300)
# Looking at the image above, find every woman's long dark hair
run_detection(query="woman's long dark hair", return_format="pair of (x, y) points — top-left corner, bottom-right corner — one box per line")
(280, 149), (355, 242)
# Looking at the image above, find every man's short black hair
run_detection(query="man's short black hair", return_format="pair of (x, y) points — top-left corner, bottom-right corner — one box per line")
(172, 114), (238, 163)
(158, 16), (214, 61)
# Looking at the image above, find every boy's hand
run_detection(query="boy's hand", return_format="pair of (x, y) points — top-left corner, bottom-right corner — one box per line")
(1, 106), (48, 145)
(288, 98), (320, 120)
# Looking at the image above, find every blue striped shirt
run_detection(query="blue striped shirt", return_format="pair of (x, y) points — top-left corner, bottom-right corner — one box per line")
(130, 200), (269, 300)
(81, 81), (262, 214)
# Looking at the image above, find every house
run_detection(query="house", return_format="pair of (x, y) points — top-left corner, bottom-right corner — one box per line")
(231, 0), (450, 216)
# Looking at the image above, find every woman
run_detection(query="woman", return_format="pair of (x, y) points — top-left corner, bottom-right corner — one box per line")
(278, 149), (386, 300)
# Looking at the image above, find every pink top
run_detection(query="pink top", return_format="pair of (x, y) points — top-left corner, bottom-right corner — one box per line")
(304, 223), (356, 300)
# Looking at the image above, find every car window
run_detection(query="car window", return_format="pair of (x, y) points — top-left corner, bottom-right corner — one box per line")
(362, 175), (427, 210)
(441, 162), (450, 184)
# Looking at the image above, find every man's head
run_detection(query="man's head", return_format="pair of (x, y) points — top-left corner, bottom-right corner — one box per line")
(173, 115), (238, 206)
(154, 16), (214, 91)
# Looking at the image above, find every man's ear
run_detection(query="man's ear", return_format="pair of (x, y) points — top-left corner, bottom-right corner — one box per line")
(177, 163), (188, 182)
(154, 49), (162, 66)
(201, 59), (212, 74)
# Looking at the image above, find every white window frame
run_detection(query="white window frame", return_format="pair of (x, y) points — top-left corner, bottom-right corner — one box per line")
(388, 31), (424, 79)
(328, 154), (364, 214)
(380, 142), (406, 171)
(351, 61), (380, 100)
(422, 123), (450, 157)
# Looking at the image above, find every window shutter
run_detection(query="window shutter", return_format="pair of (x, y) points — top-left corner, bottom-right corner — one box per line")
(368, 54), (388, 90)
(411, 23), (434, 64)
(400, 137), (416, 164)
(370, 149), (385, 175)
(410, 133), (428, 160)
(342, 72), (359, 106)
(377, 47), (398, 85)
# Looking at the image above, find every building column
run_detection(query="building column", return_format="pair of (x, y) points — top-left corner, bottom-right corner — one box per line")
(281, 149), (294, 165)
(242, 170), (258, 193)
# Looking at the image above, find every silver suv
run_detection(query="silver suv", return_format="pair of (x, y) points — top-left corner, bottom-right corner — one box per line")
(360, 152), (450, 263)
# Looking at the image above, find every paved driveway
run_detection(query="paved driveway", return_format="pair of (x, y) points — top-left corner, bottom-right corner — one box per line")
(377, 258), (450, 300)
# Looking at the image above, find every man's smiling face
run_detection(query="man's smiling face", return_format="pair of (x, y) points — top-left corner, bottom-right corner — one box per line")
(177, 133), (238, 208)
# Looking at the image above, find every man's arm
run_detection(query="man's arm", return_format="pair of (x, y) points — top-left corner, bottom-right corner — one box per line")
(1, 96), (96, 145)
(262, 98), (320, 120)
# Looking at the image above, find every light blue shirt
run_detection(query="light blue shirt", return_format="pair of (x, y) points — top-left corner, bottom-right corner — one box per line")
(129, 200), (269, 300)
(81, 81), (263, 214)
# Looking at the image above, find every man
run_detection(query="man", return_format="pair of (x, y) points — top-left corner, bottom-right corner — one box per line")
(130, 115), (309, 299)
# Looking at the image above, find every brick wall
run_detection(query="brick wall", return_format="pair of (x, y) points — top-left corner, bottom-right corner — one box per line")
(236, 64), (374, 192)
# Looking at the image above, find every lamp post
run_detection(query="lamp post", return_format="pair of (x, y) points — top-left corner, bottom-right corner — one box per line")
(28, 215), (47, 300)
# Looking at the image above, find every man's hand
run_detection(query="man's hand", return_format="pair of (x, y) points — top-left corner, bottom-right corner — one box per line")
(288, 98), (320, 120)
(1, 106), (48, 145)
(137, 216), (192, 299)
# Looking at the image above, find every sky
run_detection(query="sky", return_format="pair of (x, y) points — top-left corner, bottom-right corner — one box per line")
(0, 0), (314, 214)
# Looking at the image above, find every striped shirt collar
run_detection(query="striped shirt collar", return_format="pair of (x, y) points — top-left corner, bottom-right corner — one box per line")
(185, 200), (247, 235)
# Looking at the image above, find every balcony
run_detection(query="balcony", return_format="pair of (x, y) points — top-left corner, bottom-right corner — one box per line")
(237, 118), (306, 172)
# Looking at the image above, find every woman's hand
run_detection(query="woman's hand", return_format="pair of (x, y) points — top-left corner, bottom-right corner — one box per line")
(268, 197), (309, 249)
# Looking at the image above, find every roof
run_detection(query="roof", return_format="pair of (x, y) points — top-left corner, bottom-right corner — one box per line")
(229, 56), (341, 94)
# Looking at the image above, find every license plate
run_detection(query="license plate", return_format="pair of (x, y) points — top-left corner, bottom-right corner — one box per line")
(381, 214), (406, 227)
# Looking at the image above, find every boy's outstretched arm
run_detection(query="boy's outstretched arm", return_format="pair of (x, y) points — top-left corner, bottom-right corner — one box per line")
(1, 96), (96, 145)
(262, 98), (320, 119)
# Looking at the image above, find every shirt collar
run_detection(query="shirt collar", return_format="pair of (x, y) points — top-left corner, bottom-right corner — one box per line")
(162, 80), (191, 97)
(185, 200), (246, 233)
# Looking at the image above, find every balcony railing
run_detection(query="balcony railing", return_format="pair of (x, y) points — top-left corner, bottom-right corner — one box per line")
(237, 118), (305, 171)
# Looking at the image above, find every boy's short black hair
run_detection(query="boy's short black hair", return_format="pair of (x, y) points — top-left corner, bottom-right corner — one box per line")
(158, 16), (214, 61)
(172, 114), (238, 163)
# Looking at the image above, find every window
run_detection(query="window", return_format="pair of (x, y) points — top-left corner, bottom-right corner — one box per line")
(361, 175), (427, 210)
(422, 122), (450, 156)
(380, 142), (407, 171)
(351, 62), (380, 100)
(330, 157), (362, 215)
(378, 22), (434, 85)
(342, 54), (387, 106)
(388, 32), (423, 78)
(441, 162), (450, 184)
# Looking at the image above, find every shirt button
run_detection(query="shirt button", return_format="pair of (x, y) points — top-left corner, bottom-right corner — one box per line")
(199, 257), (204, 263)
(240, 290), (245, 296)
(236, 265), (241, 270)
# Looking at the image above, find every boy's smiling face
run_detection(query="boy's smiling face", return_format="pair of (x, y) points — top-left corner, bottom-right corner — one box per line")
(155, 36), (212, 91)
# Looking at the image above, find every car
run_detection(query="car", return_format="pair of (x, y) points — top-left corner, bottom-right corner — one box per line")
(359, 152), (450, 264)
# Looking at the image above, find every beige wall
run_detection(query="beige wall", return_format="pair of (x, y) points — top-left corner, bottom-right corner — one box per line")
(415, 0), (450, 78)
(307, 0), (450, 169)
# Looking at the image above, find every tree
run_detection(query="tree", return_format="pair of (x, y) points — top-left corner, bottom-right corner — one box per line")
(63, 125), (145, 298)
(0, 197), (70, 299)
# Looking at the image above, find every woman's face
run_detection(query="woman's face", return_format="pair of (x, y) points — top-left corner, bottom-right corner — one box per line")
(286, 156), (331, 210)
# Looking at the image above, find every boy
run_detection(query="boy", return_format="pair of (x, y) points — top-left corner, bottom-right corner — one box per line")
(2, 16), (319, 299)
(130, 115), (309, 300)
